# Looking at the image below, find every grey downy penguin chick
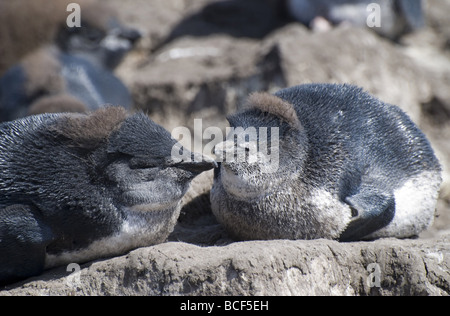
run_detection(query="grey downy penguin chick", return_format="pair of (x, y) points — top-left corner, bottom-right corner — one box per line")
(211, 84), (442, 242)
(0, 107), (216, 284)
(286, 0), (424, 39)
(0, 0), (141, 121)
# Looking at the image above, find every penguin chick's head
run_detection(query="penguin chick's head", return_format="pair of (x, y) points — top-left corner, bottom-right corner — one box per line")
(53, 107), (216, 211)
(56, 0), (141, 69)
(215, 92), (307, 200)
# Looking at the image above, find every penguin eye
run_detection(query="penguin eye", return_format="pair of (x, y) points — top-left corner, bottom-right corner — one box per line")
(129, 157), (160, 169)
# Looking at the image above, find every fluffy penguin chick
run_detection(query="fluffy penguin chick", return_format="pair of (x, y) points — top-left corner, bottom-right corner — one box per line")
(211, 84), (442, 242)
(0, 107), (216, 284)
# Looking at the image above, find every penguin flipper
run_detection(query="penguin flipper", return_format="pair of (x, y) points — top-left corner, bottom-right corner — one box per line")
(0, 205), (53, 285)
(339, 189), (395, 242)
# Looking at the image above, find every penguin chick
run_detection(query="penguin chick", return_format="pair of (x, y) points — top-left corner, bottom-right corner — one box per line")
(286, 0), (425, 39)
(211, 84), (442, 242)
(0, 107), (216, 284)
(0, 0), (141, 121)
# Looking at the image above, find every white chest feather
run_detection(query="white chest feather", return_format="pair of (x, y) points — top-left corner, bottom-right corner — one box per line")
(369, 170), (442, 239)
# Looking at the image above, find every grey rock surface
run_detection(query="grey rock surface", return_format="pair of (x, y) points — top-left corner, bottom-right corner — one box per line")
(2, 235), (449, 296)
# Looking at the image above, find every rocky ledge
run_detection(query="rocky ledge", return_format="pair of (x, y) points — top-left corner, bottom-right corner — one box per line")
(1, 234), (449, 296)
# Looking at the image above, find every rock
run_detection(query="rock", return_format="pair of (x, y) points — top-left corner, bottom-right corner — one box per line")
(1, 235), (449, 296)
(261, 23), (440, 124)
(120, 34), (283, 138)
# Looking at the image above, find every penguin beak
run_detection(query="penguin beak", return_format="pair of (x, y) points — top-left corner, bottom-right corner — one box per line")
(174, 152), (218, 175)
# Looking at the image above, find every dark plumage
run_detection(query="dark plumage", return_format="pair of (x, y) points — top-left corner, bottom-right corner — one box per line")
(211, 84), (442, 242)
(0, 107), (216, 284)
(0, 0), (141, 122)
